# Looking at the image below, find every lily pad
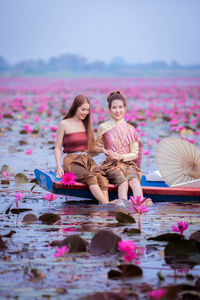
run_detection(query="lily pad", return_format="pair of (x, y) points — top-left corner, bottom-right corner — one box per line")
(80, 291), (126, 300)
(164, 239), (200, 269)
(108, 264), (143, 279)
(195, 277), (200, 291)
(90, 230), (121, 255)
(0, 237), (7, 250)
(1, 180), (10, 185)
(118, 263), (143, 276)
(190, 230), (200, 244)
(60, 235), (87, 253)
(23, 213), (38, 223)
(148, 233), (183, 241)
(39, 213), (61, 225)
(11, 208), (32, 214)
(115, 212), (136, 224)
(178, 290), (200, 300)
(14, 173), (29, 184)
(1, 164), (14, 175)
(123, 228), (141, 234)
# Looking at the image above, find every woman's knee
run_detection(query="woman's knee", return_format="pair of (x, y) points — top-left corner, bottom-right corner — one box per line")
(97, 175), (109, 191)
(119, 180), (129, 188)
(129, 177), (140, 185)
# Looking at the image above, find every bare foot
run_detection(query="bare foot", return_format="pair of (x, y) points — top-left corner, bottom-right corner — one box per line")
(108, 199), (129, 207)
(145, 198), (153, 206)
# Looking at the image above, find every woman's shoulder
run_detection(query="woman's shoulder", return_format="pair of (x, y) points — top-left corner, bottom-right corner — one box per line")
(98, 120), (111, 129)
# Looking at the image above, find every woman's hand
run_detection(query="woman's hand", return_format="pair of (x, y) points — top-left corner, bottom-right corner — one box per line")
(108, 151), (122, 161)
(56, 166), (64, 178)
(103, 148), (112, 156)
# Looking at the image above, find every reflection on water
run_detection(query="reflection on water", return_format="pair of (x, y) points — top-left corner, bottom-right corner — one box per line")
(0, 78), (200, 299)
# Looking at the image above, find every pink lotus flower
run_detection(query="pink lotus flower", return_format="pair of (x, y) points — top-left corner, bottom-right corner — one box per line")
(34, 116), (40, 122)
(14, 192), (25, 200)
(43, 193), (58, 201)
(172, 221), (189, 235)
(14, 192), (25, 208)
(130, 195), (145, 206)
(50, 125), (57, 132)
(147, 288), (167, 299)
(24, 124), (33, 133)
(3, 171), (8, 177)
(25, 149), (32, 155)
(129, 204), (150, 214)
(129, 195), (150, 213)
(129, 195), (150, 230)
(43, 193), (58, 213)
(140, 132), (146, 137)
(54, 245), (69, 258)
(61, 172), (76, 186)
(118, 240), (137, 263)
(143, 150), (150, 155)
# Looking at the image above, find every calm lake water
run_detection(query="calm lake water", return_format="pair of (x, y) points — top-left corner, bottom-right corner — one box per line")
(0, 77), (200, 299)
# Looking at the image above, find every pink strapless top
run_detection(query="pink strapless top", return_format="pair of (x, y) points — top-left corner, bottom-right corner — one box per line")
(62, 132), (88, 153)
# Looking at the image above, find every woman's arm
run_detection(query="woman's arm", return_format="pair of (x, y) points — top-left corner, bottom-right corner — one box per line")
(108, 142), (139, 161)
(54, 121), (65, 178)
(92, 124), (111, 155)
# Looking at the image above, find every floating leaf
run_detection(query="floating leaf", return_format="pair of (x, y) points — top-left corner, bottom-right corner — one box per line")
(19, 140), (27, 145)
(1, 230), (16, 238)
(190, 230), (200, 244)
(30, 177), (39, 184)
(123, 228), (141, 234)
(195, 277), (200, 291)
(148, 233), (183, 241)
(39, 213), (61, 225)
(107, 269), (122, 279)
(14, 173), (29, 184)
(1, 180), (10, 185)
(115, 212), (136, 224)
(60, 235), (87, 253)
(23, 214), (38, 223)
(11, 208), (32, 214)
(90, 230), (121, 255)
(164, 239), (200, 269)
(8, 145), (17, 153)
(108, 264), (143, 279)
(81, 291), (126, 299)
(157, 271), (165, 281)
(178, 290), (200, 299)
(0, 237), (7, 250)
(1, 164), (14, 175)
(55, 288), (67, 295)
(118, 264), (143, 277)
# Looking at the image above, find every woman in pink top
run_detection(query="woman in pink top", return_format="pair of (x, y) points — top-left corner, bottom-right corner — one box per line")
(55, 94), (109, 204)
(96, 91), (151, 204)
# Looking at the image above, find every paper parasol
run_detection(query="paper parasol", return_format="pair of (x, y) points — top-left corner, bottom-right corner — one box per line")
(155, 137), (200, 186)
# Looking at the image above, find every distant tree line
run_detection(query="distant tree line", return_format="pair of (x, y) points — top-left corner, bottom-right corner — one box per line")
(0, 54), (200, 74)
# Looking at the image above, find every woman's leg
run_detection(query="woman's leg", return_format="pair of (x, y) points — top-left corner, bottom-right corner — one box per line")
(129, 177), (143, 198)
(118, 180), (129, 200)
(89, 184), (109, 204)
(102, 189), (109, 202)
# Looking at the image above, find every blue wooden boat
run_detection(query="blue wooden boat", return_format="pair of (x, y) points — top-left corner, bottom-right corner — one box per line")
(34, 169), (200, 202)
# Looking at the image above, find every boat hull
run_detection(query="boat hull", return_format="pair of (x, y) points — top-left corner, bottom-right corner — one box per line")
(34, 169), (200, 202)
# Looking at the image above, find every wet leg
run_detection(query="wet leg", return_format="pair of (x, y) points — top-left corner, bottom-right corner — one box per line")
(118, 180), (129, 200)
(89, 184), (109, 204)
(129, 178), (143, 198)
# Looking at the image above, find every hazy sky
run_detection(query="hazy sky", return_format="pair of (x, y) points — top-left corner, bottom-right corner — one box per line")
(0, 0), (200, 65)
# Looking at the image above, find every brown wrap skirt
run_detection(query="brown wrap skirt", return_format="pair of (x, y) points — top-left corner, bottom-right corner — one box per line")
(63, 153), (108, 191)
(100, 158), (142, 187)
